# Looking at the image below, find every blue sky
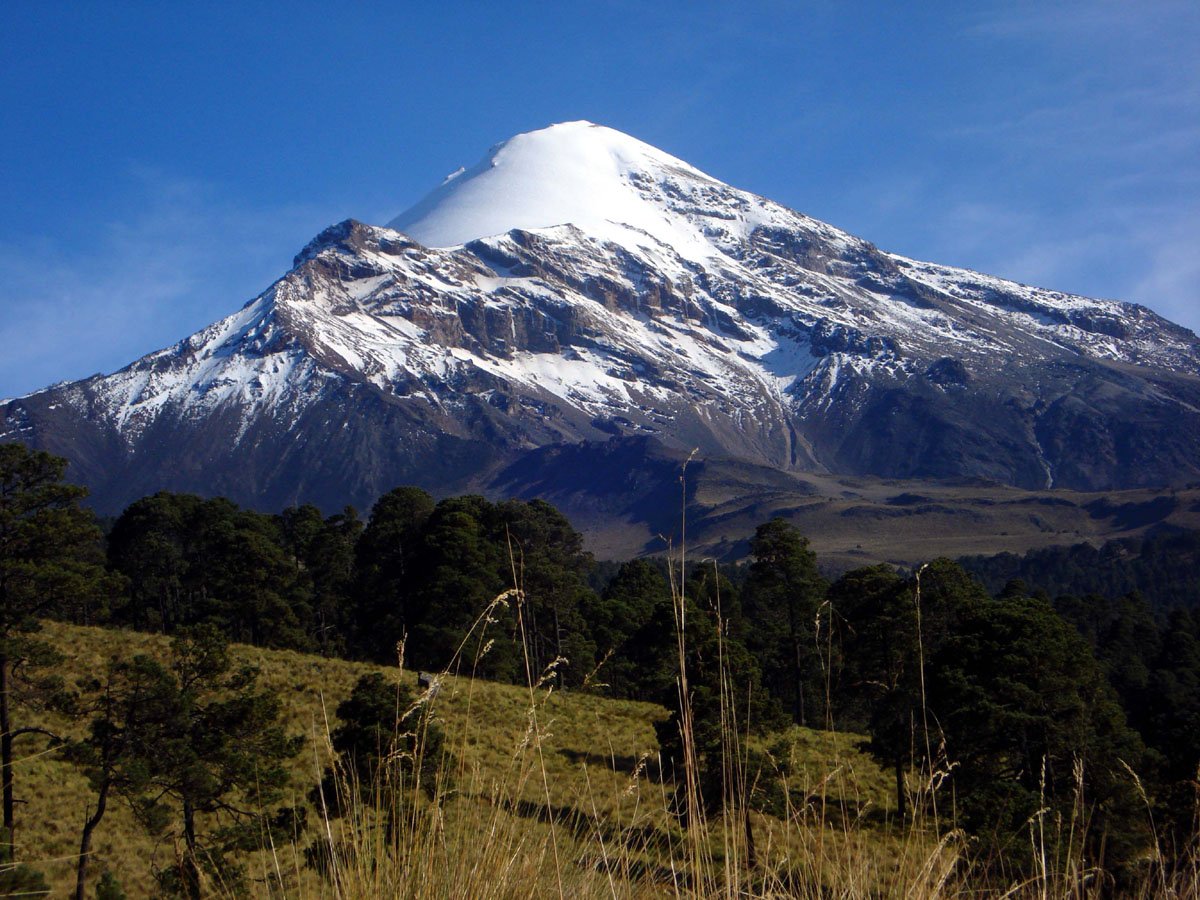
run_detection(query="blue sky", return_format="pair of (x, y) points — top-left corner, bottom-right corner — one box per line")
(2, 0), (1196, 398)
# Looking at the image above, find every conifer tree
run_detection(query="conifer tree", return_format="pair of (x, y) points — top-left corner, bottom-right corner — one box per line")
(278, 505), (361, 656)
(107, 493), (312, 648)
(829, 564), (916, 816)
(410, 499), (513, 679)
(1143, 608), (1200, 855)
(586, 559), (672, 697)
(0, 444), (114, 850)
(742, 519), (827, 726)
(352, 487), (433, 661)
(123, 625), (303, 898)
(928, 592), (1147, 868)
(313, 672), (449, 828)
(497, 499), (597, 686)
(654, 564), (781, 823)
(839, 559), (1148, 868)
(64, 654), (184, 900)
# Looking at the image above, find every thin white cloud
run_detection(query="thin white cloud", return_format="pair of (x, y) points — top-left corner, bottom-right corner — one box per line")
(0, 171), (338, 399)
(1130, 219), (1200, 330)
(966, 0), (1199, 44)
(838, 0), (1200, 333)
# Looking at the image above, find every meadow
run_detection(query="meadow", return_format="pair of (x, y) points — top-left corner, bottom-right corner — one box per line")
(18, 613), (1197, 898)
(17, 618), (944, 898)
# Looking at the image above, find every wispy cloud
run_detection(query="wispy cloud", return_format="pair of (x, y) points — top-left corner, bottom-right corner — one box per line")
(834, 1), (1200, 333)
(1130, 218), (1200, 329)
(0, 171), (337, 399)
(965, 0), (1198, 43)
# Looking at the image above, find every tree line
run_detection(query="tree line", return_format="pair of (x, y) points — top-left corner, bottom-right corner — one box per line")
(2, 442), (1199, 892)
(960, 527), (1200, 612)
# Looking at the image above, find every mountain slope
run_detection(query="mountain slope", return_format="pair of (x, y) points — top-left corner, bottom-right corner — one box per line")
(3, 121), (1198, 521)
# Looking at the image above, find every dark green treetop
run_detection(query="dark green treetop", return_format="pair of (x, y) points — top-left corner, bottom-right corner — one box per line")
(0, 443), (116, 848)
(742, 518), (828, 727)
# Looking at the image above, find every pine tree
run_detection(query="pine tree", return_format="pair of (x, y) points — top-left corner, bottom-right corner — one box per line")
(314, 672), (450, 826)
(497, 499), (597, 686)
(654, 564), (781, 824)
(410, 500), (513, 680)
(742, 519), (827, 726)
(107, 493), (313, 648)
(127, 625), (303, 898)
(928, 592), (1148, 868)
(278, 505), (361, 656)
(841, 558), (1148, 870)
(586, 559), (672, 698)
(351, 487), (434, 661)
(63, 654), (184, 900)
(0, 444), (115, 851)
(106, 492), (198, 631)
(829, 564), (917, 817)
(1144, 608), (1200, 855)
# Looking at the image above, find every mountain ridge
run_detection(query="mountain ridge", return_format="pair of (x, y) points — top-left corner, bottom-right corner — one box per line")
(3, 122), (1198, 537)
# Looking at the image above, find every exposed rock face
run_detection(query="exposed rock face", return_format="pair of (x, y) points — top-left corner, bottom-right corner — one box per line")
(3, 121), (1198, 516)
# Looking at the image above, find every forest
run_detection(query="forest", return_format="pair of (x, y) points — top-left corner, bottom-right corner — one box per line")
(3, 441), (1199, 897)
(961, 528), (1200, 610)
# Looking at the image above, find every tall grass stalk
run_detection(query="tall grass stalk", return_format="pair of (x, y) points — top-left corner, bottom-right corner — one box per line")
(20, 619), (1200, 895)
(259, 469), (1200, 899)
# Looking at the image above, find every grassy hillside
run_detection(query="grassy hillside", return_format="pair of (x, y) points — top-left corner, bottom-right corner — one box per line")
(18, 619), (907, 898)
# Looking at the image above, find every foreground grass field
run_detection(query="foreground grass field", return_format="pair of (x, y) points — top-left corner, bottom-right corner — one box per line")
(18, 619), (913, 897)
(19, 618), (1194, 898)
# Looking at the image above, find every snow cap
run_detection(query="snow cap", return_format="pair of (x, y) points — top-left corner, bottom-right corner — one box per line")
(388, 121), (722, 259)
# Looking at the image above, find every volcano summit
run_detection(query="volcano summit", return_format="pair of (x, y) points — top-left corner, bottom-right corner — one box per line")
(4, 122), (1198, 522)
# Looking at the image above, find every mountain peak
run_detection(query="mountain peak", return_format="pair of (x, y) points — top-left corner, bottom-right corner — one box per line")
(8, 123), (1200, 519)
(387, 121), (726, 259)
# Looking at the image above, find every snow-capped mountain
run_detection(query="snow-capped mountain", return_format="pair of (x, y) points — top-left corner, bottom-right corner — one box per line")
(4, 121), (1199, 515)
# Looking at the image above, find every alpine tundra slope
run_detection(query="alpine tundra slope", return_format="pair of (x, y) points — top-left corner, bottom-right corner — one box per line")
(4, 122), (1199, 560)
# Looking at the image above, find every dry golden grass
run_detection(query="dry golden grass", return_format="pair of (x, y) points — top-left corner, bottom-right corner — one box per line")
(16, 617), (1196, 898)
(14, 618), (914, 897)
(19, 619), (659, 894)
